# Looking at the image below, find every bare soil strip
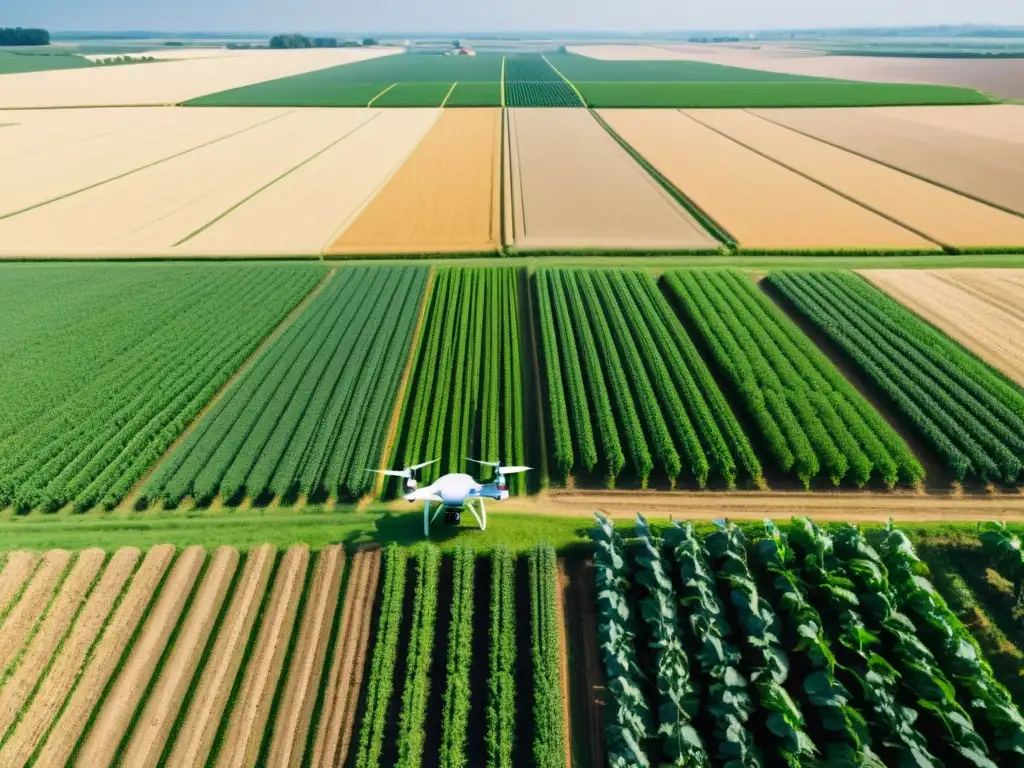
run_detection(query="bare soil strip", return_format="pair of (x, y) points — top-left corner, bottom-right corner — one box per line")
(214, 545), (309, 768)
(120, 546), (239, 768)
(507, 108), (716, 250)
(0, 549), (103, 737)
(560, 558), (605, 768)
(0, 553), (39, 620)
(0, 548), (139, 767)
(267, 545), (344, 767)
(309, 548), (382, 768)
(0, 550), (72, 678)
(166, 544), (275, 768)
(599, 108), (934, 250)
(74, 546), (205, 765)
(554, 559), (574, 768)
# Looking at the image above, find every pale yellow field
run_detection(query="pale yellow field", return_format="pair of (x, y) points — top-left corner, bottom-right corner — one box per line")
(0, 47), (399, 108)
(872, 105), (1024, 146)
(600, 109), (935, 250)
(0, 108), (439, 257)
(862, 269), (1024, 387)
(329, 109), (501, 254)
(686, 109), (1024, 248)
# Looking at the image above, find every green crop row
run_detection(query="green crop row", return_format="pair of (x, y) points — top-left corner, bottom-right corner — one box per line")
(768, 271), (1024, 484)
(143, 266), (427, 507)
(487, 546), (516, 768)
(439, 547), (474, 768)
(0, 265), (323, 514)
(394, 268), (526, 494)
(396, 545), (440, 768)
(355, 546), (407, 768)
(537, 268), (759, 488)
(665, 269), (921, 488)
(529, 544), (565, 767)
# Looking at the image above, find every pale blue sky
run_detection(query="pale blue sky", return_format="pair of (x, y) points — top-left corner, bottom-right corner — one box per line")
(5, 0), (1024, 33)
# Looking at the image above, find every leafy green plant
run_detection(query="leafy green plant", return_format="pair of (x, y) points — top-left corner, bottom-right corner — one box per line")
(980, 522), (1024, 602)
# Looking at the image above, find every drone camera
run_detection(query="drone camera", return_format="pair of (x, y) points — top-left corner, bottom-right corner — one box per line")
(444, 509), (461, 525)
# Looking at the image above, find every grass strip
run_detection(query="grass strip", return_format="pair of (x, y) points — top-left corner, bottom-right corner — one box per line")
(366, 83), (397, 107)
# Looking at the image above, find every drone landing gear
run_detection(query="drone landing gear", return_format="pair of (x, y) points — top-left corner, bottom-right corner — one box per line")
(423, 499), (486, 537)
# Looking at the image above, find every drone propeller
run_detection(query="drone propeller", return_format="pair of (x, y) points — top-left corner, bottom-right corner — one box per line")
(466, 458), (532, 475)
(368, 459), (438, 489)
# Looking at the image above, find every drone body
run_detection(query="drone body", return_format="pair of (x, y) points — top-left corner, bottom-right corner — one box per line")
(371, 459), (529, 536)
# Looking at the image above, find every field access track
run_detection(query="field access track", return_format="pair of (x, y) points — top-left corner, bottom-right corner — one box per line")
(329, 108), (501, 254)
(755, 106), (1024, 216)
(600, 109), (935, 250)
(505, 108), (716, 250)
(861, 269), (1024, 388)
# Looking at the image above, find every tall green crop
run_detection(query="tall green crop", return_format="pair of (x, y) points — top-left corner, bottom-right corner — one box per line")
(487, 546), (516, 768)
(440, 547), (475, 768)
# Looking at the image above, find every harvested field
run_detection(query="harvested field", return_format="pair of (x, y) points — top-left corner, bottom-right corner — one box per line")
(0, 553), (38, 618)
(178, 109), (440, 257)
(0, 550), (71, 677)
(600, 109), (933, 250)
(860, 269), (1024, 387)
(75, 546), (205, 766)
(166, 544), (275, 768)
(309, 548), (382, 768)
(0, 547), (139, 768)
(328, 109), (501, 254)
(0, 109), (415, 257)
(505, 108), (716, 250)
(0, 549), (103, 738)
(214, 545), (309, 768)
(871, 105), (1024, 146)
(685, 109), (1024, 249)
(754, 107), (1024, 216)
(0, 48), (400, 109)
(26, 544), (172, 768)
(120, 546), (238, 768)
(267, 545), (344, 767)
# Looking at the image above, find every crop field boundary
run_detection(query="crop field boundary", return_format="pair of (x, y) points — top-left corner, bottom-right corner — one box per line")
(365, 83), (397, 107)
(748, 109), (1024, 224)
(0, 110), (296, 223)
(588, 110), (737, 248)
(439, 82), (458, 108)
(541, 55), (587, 106)
(500, 56), (507, 107)
(172, 113), (385, 248)
(122, 267), (337, 511)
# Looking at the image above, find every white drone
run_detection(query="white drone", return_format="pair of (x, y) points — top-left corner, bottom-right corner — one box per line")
(371, 458), (531, 536)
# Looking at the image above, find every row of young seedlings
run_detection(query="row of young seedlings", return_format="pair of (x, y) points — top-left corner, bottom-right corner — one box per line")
(665, 269), (922, 488)
(0, 266), (321, 513)
(768, 270), (1024, 484)
(594, 514), (1024, 767)
(538, 268), (760, 489)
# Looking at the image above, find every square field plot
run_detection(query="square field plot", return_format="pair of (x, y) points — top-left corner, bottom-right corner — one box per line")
(442, 82), (502, 106)
(370, 82), (452, 107)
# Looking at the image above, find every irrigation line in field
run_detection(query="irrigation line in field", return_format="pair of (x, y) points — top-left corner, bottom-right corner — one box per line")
(366, 83), (397, 107)
(540, 55), (586, 107)
(440, 82), (458, 108)
(0, 111), (295, 222)
(500, 56), (506, 107)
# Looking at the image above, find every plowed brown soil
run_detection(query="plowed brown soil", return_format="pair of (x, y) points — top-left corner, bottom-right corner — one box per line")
(506, 108), (716, 250)
(754, 108), (1024, 215)
(560, 558), (605, 768)
(0, 553), (39, 619)
(75, 545), (205, 766)
(267, 545), (344, 767)
(166, 544), (275, 768)
(214, 545), (309, 768)
(600, 109), (934, 250)
(0, 550), (72, 677)
(329, 109), (501, 254)
(686, 109), (1024, 249)
(309, 548), (382, 768)
(861, 269), (1024, 388)
(30, 544), (173, 768)
(0, 547), (139, 768)
(120, 546), (239, 768)
(0, 549), (103, 738)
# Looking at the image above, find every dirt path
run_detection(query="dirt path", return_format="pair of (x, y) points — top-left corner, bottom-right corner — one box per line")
(120, 546), (239, 768)
(0, 553), (39, 620)
(0, 550), (72, 677)
(166, 544), (275, 768)
(267, 545), (344, 767)
(560, 558), (605, 768)
(554, 559), (574, 768)
(309, 548), (382, 768)
(215, 545), (309, 768)
(30, 544), (174, 768)
(0, 549), (103, 738)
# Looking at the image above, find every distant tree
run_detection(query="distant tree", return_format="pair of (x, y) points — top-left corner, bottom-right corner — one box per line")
(163, 41), (184, 47)
(269, 34), (312, 49)
(362, 37), (379, 46)
(312, 37), (338, 48)
(452, 40), (461, 47)
(0, 27), (50, 46)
